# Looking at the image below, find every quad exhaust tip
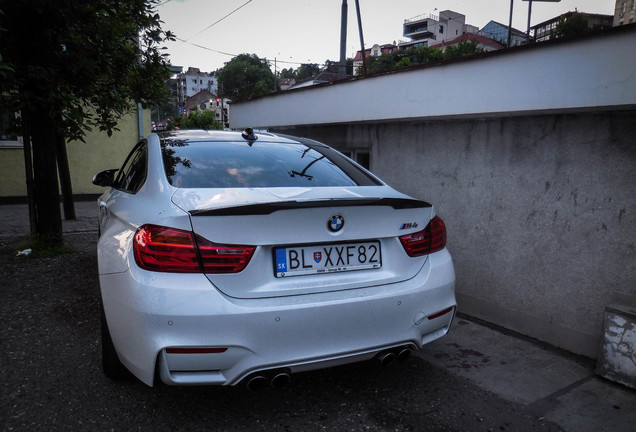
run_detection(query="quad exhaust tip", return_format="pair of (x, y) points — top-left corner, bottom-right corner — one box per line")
(246, 375), (268, 391)
(376, 346), (413, 367)
(247, 347), (413, 390)
(246, 370), (291, 391)
(271, 372), (291, 389)
(376, 351), (396, 368)
(397, 348), (411, 362)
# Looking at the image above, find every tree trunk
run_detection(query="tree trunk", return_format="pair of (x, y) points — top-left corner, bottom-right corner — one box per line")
(28, 108), (63, 242)
(55, 130), (76, 220)
(20, 111), (37, 235)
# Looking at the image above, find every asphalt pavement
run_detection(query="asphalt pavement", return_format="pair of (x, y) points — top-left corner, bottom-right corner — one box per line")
(1, 200), (635, 431)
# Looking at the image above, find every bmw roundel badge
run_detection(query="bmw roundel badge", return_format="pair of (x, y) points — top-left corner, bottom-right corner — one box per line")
(327, 215), (345, 232)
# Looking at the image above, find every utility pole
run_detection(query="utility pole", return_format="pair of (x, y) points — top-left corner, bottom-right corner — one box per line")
(355, 0), (367, 75)
(338, 0), (348, 79)
(526, 0), (533, 43)
(508, 0), (514, 47)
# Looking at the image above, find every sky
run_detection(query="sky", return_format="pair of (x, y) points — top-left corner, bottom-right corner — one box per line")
(156, 0), (616, 73)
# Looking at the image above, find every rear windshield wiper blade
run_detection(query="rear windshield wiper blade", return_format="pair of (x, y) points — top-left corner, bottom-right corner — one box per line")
(189, 197), (431, 216)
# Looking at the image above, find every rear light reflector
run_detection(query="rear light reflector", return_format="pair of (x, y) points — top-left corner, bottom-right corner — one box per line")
(133, 224), (255, 274)
(399, 215), (447, 257)
(428, 306), (455, 320)
(166, 347), (228, 354)
(196, 235), (255, 274)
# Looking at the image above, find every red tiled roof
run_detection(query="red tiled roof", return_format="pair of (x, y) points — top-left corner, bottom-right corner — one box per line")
(438, 33), (504, 49)
(185, 90), (217, 110)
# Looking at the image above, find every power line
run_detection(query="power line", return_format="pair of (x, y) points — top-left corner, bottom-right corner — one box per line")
(183, 0), (255, 42)
(175, 37), (237, 58)
(161, 0), (327, 69)
(174, 37), (328, 68)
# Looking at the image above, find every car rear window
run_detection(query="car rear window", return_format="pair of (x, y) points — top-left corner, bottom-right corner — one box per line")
(161, 140), (379, 188)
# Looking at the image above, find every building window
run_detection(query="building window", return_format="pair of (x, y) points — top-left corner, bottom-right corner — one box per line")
(0, 111), (22, 148)
(342, 149), (371, 170)
(1, 112), (17, 140)
(439, 25), (444, 34)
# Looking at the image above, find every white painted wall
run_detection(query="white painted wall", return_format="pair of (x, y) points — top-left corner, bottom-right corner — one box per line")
(231, 28), (636, 129)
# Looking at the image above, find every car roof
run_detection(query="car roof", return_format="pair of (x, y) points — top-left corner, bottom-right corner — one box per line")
(156, 129), (312, 145)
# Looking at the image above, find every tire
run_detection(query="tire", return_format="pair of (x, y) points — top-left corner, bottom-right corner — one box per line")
(101, 304), (130, 379)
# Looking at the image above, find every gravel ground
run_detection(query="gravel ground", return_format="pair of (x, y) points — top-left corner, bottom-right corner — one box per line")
(0, 233), (563, 432)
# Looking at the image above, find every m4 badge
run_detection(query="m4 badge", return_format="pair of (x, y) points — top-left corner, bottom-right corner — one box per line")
(400, 222), (418, 230)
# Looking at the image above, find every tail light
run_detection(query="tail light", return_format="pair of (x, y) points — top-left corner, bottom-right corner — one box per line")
(196, 235), (255, 274)
(133, 224), (255, 273)
(134, 225), (200, 273)
(399, 216), (447, 257)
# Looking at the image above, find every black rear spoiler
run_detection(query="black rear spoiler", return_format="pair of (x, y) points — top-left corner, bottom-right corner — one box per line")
(189, 198), (431, 216)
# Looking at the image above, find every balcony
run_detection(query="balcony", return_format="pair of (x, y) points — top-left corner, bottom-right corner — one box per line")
(404, 13), (439, 24)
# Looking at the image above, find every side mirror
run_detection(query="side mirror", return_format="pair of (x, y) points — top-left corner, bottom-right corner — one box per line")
(92, 169), (118, 187)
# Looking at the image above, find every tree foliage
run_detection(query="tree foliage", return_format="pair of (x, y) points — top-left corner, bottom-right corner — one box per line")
(279, 60), (353, 82)
(554, 13), (590, 39)
(443, 40), (482, 59)
(1, 0), (174, 141)
(0, 0), (174, 240)
(362, 41), (482, 75)
(295, 63), (322, 81)
(169, 110), (222, 130)
(152, 78), (179, 123)
(217, 54), (276, 101)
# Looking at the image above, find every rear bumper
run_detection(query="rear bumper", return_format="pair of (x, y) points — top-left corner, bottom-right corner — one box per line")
(100, 249), (455, 386)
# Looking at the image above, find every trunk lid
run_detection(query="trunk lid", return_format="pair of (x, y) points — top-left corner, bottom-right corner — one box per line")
(172, 186), (434, 299)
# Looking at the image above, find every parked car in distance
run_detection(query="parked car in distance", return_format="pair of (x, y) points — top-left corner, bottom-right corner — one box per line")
(93, 128), (456, 388)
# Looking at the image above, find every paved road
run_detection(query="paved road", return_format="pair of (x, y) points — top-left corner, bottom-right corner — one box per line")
(0, 200), (98, 238)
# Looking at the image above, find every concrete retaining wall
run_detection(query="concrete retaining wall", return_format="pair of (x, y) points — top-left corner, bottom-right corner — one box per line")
(275, 110), (636, 359)
(230, 26), (636, 359)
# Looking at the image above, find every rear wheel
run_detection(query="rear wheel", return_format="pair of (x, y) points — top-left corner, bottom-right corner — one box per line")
(101, 304), (130, 379)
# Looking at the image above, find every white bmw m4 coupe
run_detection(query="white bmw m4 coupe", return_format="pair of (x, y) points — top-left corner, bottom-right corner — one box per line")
(93, 129), (456, 388)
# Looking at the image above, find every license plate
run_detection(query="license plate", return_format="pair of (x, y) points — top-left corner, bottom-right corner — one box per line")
(274, 241), (381, 277)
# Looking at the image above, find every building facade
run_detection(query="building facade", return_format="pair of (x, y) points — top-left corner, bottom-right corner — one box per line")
(478, 20), (527, 47)
(437, 33), (504, 52)
(184, 90), (229, 128)
(352, 44), (398, 75)
(614, 0), (636, 25)
(400, 10), (478, 50)
(176, 67), (218, 107)
(1, 109), (151, 199)
(533, 12), (613, 42)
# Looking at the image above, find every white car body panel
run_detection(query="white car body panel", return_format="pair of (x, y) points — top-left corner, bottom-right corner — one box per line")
(100, 249), (455, 386)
